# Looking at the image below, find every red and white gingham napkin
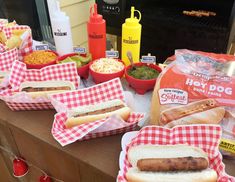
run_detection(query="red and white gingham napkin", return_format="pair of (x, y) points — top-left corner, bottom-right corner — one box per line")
(0, 48), (18, 71)
(2, 25), (33, 60)
(9, 60), (80, 89)
(0, 60), (80, 111)
(117, 125), (235, 182)
(0, 48), (18, 90)
(50, 78), (145, 146)
(0, 43), (5, 52)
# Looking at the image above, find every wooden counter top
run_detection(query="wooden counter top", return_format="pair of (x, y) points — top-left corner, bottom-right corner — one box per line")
(0, 101), (121, 181)
(0, 99), (234, 181)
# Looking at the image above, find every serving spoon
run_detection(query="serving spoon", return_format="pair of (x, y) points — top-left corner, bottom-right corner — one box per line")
(126, 51), (136, 70)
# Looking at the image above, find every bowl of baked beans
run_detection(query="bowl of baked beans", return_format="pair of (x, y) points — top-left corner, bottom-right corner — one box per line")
(23, 50), (58, 69)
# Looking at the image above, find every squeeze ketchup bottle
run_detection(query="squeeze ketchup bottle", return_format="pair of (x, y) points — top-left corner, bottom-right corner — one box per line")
(87, 3), (106, 60)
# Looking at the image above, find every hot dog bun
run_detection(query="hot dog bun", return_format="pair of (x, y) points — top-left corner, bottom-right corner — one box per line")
(19, 80), (75, 98)
(126, 145), (217, 182)
(126, 167), (217, 182)
(65, 99), (131, 128)
(128, 145), (208, 167)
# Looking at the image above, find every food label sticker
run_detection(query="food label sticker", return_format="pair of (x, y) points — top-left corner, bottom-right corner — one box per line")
(35, 44), (49, 51)
(141, 55), (156, 64)
(158, 88), (188, 105)
(219, 139), (235, 154)
(73, 47), (86, 54)
(106, 50), (119, 58)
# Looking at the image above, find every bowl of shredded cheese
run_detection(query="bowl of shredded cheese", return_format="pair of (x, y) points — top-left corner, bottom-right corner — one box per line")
(89, 58), (125, 83)
(23, 50), (58, 69)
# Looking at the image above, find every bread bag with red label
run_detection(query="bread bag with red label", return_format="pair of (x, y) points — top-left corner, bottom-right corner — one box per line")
(150, 50), (235, 156)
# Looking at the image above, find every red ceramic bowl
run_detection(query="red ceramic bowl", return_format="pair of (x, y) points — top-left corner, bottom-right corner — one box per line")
(57, 53), (91, 79)
(125, 63), (162, 95)
(89, 59), (125, 84)
(23, 50), (58, 69)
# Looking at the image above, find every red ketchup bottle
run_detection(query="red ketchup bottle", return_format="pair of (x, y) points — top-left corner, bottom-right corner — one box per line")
(87, 3), (106, 60)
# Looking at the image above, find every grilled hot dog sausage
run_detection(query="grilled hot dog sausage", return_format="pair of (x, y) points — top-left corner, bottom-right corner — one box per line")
(137, 157), (208, 172)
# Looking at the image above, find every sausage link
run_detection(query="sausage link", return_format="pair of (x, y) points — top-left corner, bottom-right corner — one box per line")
(75, 105), (124, 117)
(137, 157), (208, 172)
(22, 86), (71, 92)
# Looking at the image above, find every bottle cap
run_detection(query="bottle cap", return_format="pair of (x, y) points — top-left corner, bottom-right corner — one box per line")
(125, 6), (141, 26)
(51, 1), (68, 19)
(89, 3), (103, 23)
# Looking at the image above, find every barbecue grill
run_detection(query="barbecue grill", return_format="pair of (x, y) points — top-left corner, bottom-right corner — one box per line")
(96, 0), (235, 62)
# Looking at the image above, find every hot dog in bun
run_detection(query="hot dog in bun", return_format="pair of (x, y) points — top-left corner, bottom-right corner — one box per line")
(126, 144), (217, 182)
(65, 99), (131, 128)
(159, 99), (225, 128)
(19, 80), (75, 98)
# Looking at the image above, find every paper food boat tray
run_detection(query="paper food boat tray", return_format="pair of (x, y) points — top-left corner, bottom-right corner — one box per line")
(117, 125), (235, 182)
(0, 60), (80, 111)
(49, 78), (146, 146)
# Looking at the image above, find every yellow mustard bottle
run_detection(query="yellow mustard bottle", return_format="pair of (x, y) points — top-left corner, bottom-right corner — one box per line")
(122, 7), (142, 65)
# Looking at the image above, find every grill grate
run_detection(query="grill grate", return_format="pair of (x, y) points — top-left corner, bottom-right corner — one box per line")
(142, 8), (229, 31)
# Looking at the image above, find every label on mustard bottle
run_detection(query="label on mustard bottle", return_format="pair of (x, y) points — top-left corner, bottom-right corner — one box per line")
(219, 138), (235, 154)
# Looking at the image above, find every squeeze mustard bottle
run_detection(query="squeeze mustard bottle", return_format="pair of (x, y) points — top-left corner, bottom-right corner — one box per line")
(121, 7), (142, 65)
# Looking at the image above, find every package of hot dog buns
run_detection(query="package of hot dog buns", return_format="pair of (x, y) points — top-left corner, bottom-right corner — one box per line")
(0, 60), (80, 111)
(117, 125), (235, 182)
(150, 49), (235, 157)
(49, 78), (145, 146)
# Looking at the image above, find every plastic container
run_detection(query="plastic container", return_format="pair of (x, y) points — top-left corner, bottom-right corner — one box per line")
(87, 3), (106, 60)
(125, 63), (162, 94)
(57, 53), (91, 79)
(89, 59), (125, 84)
(50, 1), (73, 55)
(121, 7), (142, 66)
(23, 50), (58, 69)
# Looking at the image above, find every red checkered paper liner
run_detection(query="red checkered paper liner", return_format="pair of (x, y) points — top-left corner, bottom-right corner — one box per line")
(117, 125), (235, 182)
(0, 48), (18, 89)
(0, 79), (11, 92)
(2, 25), (33, 60)
(53, 112), (144, 146)
(0, 48), (18, 71)
(0, 60), (80, 111)
(0, 43), (5, 52)
(50, 78), (145, 146)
